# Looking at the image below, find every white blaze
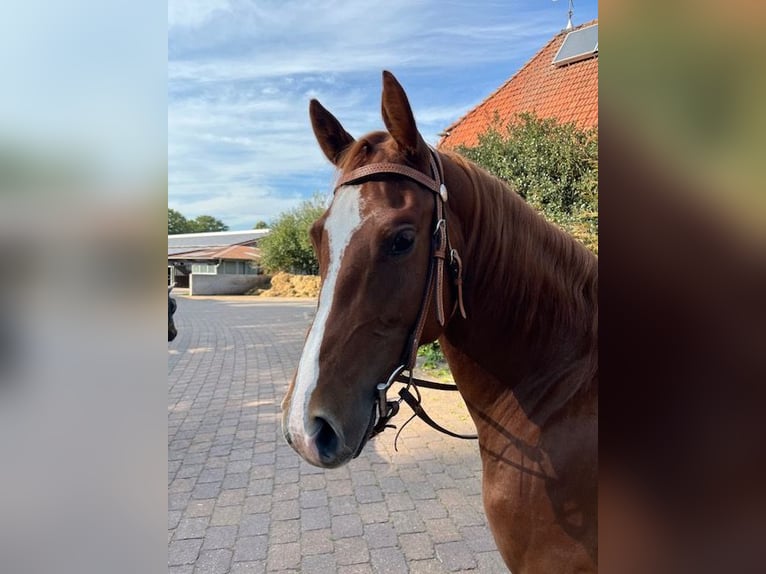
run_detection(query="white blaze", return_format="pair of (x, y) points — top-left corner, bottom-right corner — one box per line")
(288, 185), (365, 440)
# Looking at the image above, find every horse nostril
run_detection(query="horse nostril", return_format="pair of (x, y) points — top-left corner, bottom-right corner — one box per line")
(313, 416), (340, 461)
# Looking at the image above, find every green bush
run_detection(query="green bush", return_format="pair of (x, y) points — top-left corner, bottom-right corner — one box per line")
(259, 194), (328, 274)
(418, 342), (444, 369)
(456, 113), (598, 254)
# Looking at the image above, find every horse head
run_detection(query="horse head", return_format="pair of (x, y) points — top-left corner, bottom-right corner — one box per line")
(281, 71), (456, 468)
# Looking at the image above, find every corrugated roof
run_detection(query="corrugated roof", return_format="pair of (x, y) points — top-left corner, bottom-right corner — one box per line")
(167, 229), (270, 250)
(439, 20), (598, 150)
(168, 244), (262, 261)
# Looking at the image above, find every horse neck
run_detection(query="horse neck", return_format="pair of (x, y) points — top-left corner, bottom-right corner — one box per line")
(440, 155), (598, 424)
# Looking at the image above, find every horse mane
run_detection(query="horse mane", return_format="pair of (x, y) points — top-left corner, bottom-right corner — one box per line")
(441, 150), (598, 413)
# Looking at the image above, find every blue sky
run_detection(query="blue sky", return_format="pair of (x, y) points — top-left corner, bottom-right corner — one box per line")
(168, 0), (598, 230)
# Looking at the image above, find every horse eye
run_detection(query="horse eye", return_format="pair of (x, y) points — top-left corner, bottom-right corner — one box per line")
(391, 229), (415, 255)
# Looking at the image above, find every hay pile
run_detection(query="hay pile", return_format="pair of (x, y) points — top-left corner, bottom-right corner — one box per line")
(258, 272), (320, 297)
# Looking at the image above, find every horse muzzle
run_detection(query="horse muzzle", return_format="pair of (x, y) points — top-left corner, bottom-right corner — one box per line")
(285, 411), (359, 468)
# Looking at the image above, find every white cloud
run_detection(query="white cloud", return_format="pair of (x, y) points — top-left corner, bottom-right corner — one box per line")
(168, 0), (598, 229)
(168, 0), (232, 29)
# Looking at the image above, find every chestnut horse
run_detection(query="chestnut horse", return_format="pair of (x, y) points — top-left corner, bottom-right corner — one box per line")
(282, 71), (598, 573)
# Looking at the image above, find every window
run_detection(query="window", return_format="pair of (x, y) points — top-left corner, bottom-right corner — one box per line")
(191, 263), (217, 274)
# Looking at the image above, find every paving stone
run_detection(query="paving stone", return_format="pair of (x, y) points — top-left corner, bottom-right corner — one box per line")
(266, 541), (301, 570)
(300, 528), (333, 555)
(415, 499), (449, 520)
(427, 472), (457, 490)
(184, 499), (216, 518)
(299, 474), (326, 491)
(363, 522), (398, 549)
(300, 489), (328, 509)
(247, 477), (274, 496)
(210, 505), (242, 526)
(334, 537), (370, 566)
(357, 502), (389, 525)
(325, 478), (353, 496)
(168, 510), (182, 530)
(300, 506), (331, 531)
(350, 470), (377, 486)
(175, 517), (210, 540)
(217, 488), (246, 507)
(451, 506), (487, 528)
(329, 494), (357, 516)
(233, 535), (268, 562)
(202, 526), (237, 550)
(239, 512), (271, 536)
(354, 484), (384, 504)
(331, 513), (364, 539)
(426, 518), (462, 544)
(272, 482), (299, 502)
(269, 519), (300, 544)
(271, 499), (299, 521)
(369, 547), (408, 574)
(169, 539), (202, 566)
(434, 540), (477, 571)
(400, 532), (436, 561)
(475, 550), (509, 573)
(273, 467), (299, 485)
(243, 495), (271, 514)
(227, 460), (253, 474)
(191, 482), (222, 500)
(177, 464), (204, 479)
(169, 492), (193, 511)
(301, 552), (336, 574)
(408, 481), (438, 500)
(229, 561), (266, 574)
(390, 509), (426, 534)
(384, 492), (415, 512)
(193, 549), (232, 574)
(337, 564), (374, 574)
(222, 472), (250, 489)
(197, 468), (225, 483)
(408, 558), (450, 573)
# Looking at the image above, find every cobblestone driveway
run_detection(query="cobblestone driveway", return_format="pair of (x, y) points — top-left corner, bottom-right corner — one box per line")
(168, 296), (507, 573)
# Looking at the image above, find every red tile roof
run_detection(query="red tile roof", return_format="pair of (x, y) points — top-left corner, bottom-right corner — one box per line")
(439, 20), (598, 150)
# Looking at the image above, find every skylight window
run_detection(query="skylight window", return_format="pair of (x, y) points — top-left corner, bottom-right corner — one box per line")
(552, 24), (598, 67)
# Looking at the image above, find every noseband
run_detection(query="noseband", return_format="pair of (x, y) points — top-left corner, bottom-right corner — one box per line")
(333, 147), (474, 443)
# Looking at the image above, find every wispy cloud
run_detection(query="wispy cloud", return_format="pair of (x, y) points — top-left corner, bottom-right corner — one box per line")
(168, 0), (598, 229)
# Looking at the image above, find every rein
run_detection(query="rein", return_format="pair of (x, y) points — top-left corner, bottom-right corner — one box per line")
(333, 147), (475, 443)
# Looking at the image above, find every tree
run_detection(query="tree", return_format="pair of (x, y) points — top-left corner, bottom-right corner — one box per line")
(259, 195), (328, 274)
(168, 209), (230, 234)
(253, 220), (269, 229)
(457, 112), (598, 253)
(168, 208), (189, 235)
(187, 215), (229, 233)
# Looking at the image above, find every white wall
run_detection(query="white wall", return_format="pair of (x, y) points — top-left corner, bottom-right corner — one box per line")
(189, 274), (264, 296)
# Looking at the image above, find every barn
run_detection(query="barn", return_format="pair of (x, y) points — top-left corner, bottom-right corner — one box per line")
(168, 229), (270, 296)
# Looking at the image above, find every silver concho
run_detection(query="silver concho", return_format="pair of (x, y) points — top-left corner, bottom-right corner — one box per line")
(439, 183), (448, 202)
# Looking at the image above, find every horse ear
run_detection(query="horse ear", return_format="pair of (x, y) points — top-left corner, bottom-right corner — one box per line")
(309, 99), (355, 166)
(381, 70), (427, 158)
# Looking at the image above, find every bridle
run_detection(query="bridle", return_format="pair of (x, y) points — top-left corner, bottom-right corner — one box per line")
(333, 147), (475, 445)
